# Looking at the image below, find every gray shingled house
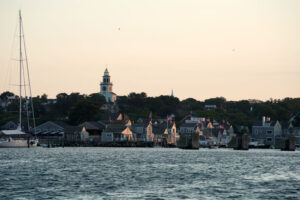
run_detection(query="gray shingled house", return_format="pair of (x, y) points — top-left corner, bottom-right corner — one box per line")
(251, 116), (282, 146)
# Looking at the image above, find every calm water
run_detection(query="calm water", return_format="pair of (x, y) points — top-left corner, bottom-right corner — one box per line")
(0, 148), (299, 200)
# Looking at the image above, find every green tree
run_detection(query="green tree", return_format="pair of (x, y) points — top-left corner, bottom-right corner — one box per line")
(0, 91), (15, 100)
(87, 93), (106, 105)
(69, 100), (101, 125)
(205, 97), (226, 110)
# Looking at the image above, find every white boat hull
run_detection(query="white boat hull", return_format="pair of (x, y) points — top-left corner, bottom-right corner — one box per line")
(0, 139), (28, 148)
(0, 139), (38, 148)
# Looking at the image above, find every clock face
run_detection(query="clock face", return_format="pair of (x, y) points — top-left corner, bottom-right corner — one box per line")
(102, 86), (106, 91)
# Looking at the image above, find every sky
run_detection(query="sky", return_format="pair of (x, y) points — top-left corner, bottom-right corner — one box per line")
(0, 0), (299, 101)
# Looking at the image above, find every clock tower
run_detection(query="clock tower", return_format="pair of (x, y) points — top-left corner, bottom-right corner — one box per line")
(100, 68), (117, 102)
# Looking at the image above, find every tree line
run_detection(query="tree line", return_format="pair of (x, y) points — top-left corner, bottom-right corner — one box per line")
(1, 91), (300, 128)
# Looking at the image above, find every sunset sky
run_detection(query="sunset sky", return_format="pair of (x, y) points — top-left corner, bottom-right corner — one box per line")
(0, 0), (299, 101)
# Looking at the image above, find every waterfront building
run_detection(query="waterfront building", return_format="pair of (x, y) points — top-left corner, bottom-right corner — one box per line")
(98, 113), (133, 143)
(131, 121), (154, 142)
(101, 124), (134, 142)
(251, 116), (282, 146)
(282, 123), (300, 146)
(79, 121), (106, 143)
(179, 123), (201, 135)
(99, 68), (117, 103)
(35, 121), (80, 146)
(152, 121), (179, 145)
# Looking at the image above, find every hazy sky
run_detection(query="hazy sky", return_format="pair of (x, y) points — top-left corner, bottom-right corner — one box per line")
(0, 0), (299, 101)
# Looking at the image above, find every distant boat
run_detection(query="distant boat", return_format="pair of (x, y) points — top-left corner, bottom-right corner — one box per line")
(0, 11), (38, 148)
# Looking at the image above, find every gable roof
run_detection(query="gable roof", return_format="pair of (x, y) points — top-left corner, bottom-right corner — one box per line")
(152, 123), (167, 135)
(131, 123), (149, 129)
(80, 121), (106, 130)
(1, 129), (26, 135)
(103, 124), (127, 133)
(253, 120), (278, 127)
(35, 121), (80, 133)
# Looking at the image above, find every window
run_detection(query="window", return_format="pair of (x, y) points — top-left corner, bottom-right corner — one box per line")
(267, 130), (273, 134)
(266, 137), (272, 142)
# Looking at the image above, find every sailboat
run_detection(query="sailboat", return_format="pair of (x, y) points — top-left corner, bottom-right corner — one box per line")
(0, 11), (38, 148)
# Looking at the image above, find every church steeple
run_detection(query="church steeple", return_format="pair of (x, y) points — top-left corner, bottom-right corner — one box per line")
(102, 68), (111, 85)
(100, 68), (117, 102)
(104, 68), (109, 76)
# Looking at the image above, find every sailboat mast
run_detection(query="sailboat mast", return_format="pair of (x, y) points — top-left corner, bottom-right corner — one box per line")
(19, 10), (22, 129)
(21, 15), (36, 134)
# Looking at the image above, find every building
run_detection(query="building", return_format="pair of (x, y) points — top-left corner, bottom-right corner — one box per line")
(79, 121), (106, 143)
(282, 123), (300, 147)
(251, 116), (282, 146)
(185, 117), (206, 124)
(101, 124), (133, 143)
(99, 68), (117, 103)
(131, 121), (154, 142)
(152, 121), (179, 145)
(1, 121), (18, 130)
(179, 123), (201, 135)
(35, 121), (80, 146)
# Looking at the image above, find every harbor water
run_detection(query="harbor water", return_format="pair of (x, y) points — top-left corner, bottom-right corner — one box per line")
(0, 148), (299, 200)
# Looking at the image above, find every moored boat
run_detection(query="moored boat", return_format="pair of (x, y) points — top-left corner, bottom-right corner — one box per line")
(0, 130), (38, 148)
(0, 11), (38, 148)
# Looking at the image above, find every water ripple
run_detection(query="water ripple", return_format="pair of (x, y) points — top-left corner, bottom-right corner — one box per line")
(0, 148), (299, 200)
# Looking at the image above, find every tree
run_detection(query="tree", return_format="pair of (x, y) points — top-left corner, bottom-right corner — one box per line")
(0, 91), (15, 101)
(205, 97), (226, 106)
(179, 98), (204, 113)
(87, 93), (106, 105)
(69, 100), (101, 125)
(41, 94), (48, 103)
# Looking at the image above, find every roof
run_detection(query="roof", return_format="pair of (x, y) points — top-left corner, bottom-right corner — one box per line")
(281, 122), (292, 129)
(1, 130), (26, 135)
(80, 121), (105, 130)
(203, 128), (225, 137)
(35, 121), (80, 133)
(52, 121), (72, 128)
(122, 127), (132, 135)
(103, 124), (126, 133)
(253, 120), (277, 127)
(180, 123), (198, 128)
(1, 121), (18, 130)
(152, 123), (167, 135)
(131, 123), (149, 128)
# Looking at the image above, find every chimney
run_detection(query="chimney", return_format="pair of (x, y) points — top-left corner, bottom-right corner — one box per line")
(262, 116), (265, 126)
